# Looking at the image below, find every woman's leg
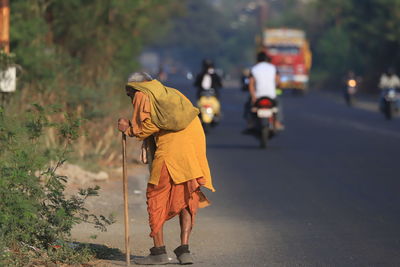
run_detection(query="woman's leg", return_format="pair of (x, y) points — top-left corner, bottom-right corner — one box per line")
(174, 207), (194, 264)
(153, 224), (164, 247)
(179, 207), (192, 245)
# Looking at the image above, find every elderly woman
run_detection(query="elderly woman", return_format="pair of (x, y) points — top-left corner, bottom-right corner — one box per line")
(118, 72), (215, 265)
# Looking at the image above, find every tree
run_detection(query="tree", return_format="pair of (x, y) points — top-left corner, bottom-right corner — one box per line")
(9, 0), (184, 161)
(268, 0), (400, 90)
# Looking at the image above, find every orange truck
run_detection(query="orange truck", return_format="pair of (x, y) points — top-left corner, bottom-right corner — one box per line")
(261, 28), (312, 92)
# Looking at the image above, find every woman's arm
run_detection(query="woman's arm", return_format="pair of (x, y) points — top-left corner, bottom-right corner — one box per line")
(123, 91), (160, 139)
(134, 118), (160, 140)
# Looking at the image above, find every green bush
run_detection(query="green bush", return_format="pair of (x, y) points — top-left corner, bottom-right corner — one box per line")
(0, 105), (114, 266)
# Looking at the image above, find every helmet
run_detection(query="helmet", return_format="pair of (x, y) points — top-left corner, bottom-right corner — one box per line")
(202, 59), (214, 70)
(387, 67), (395, 76)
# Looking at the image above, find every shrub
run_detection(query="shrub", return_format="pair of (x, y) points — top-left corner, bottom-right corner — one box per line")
(0, 105), (114, 266)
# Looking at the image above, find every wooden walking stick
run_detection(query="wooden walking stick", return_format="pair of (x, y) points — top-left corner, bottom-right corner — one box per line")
(121, 133), (130, 266)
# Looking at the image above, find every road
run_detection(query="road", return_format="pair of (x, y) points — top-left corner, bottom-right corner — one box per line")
(73, 80), (400, 266)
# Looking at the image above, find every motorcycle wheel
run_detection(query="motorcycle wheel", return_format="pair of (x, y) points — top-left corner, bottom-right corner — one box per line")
(269, 130), (276, 139)
(260, 126), (269, 148)
(384, 101), (393, 120)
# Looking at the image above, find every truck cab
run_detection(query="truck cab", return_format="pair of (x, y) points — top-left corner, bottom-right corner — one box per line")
(262, 28), (312, 92)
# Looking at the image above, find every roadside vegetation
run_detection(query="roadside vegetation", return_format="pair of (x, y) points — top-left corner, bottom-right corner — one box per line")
(0, 105), (114, 265)
(9, 0), (183, 165)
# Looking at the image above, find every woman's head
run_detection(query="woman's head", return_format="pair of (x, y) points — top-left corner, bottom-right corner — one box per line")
(126, 72), (153, 97)
(127, 72), (153, 83)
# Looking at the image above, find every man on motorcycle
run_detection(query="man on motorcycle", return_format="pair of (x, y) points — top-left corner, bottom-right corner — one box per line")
(247, 52), (284, 130)
(379, 68), (400, 111)
(194, 59), (223, 99)
(343, 70), (359, 106)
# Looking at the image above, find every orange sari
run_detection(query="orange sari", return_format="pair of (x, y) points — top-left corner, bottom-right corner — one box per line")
(146, 163), (209, 237)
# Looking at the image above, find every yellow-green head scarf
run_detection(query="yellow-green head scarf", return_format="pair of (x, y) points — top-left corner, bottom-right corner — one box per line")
(126, 79), (199, 131)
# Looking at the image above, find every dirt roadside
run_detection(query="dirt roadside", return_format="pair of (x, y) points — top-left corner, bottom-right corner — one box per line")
(67, 161), (154, 266)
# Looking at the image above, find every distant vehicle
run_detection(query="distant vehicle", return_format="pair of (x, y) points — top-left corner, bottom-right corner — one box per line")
(253, 97), (278, 148)
(197, 88), (220, 133)
(379, 69), (400, 119)
(261, 28), (312, 93)
(344, 76), (358, 106)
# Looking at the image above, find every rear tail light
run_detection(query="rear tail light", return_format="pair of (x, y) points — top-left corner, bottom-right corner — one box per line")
(258, 99), (273, 107)
(201, 104), (213, 114)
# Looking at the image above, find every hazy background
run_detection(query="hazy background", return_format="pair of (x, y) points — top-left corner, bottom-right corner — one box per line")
(5, 0), (400, 169)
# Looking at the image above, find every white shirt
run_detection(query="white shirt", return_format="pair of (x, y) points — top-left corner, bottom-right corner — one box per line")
(201, 68), (216, 90)
(251, 62), (276, 99)
(201, 73), (212, 89)
(379, 74), (400, 89)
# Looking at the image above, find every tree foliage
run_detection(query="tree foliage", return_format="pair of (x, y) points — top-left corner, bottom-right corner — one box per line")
(269, 0), (400, 90)
(154, 0), (258, 72)
(8, 0), (183, 162)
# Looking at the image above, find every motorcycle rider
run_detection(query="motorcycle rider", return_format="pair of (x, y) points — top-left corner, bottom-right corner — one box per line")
(379, 68), (400, 110)
(241, 68), (250, 92)
(343, 70), (358, 106)
(245, 51), (284, 131)
(194, 59), (222, 99)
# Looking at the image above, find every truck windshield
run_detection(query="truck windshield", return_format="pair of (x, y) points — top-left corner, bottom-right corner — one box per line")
(267, 46), (300, 55)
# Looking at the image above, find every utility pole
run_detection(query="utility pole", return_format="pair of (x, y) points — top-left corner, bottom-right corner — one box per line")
(0, 0), (11, 107)
(254, 0), (269, 51)
(257, 0), (269, 32)
(0, 0), (9, 53)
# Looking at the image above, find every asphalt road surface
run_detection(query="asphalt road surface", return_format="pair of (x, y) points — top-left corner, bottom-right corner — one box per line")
(73, 79), (400, 266)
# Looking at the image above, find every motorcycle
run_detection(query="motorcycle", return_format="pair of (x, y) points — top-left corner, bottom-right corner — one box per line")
(253, 97), (278, 148)
(344, 78), (357, 106)
(381, 88), (399, 120)
(197, 88), (220, 133)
